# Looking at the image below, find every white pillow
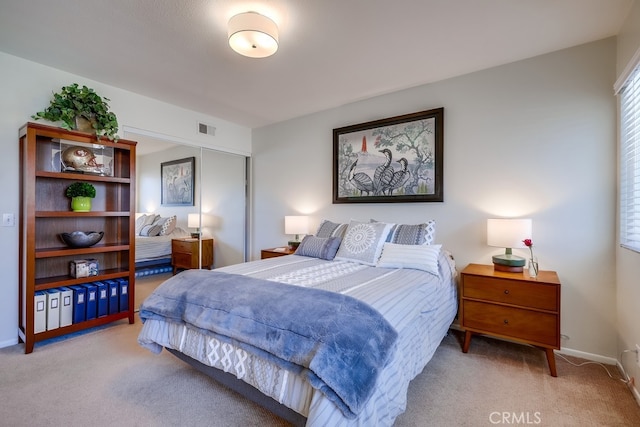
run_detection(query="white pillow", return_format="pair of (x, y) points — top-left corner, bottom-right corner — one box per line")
(334, 220), (393, 266)
(377, 243), (442, 276)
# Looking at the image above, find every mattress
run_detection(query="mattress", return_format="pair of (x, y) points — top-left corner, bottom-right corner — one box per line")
(135, 227), (188, 262)
(138, 250), (458, 426)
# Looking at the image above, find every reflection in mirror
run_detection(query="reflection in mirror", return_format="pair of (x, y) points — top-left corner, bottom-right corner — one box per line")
(125, 130), (247, 277)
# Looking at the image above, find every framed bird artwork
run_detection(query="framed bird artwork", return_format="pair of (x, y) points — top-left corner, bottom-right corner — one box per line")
(333, 108), (444, 203)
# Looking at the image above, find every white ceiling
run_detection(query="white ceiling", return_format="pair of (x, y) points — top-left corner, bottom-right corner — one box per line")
(0, 0), (634, 129)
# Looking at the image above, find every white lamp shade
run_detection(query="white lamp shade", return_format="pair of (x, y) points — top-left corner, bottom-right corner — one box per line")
(188, 213), (200, 229)
(487, 218), (532, 249)
(228, 12), (279, 58)
(284, 216), (309, 235)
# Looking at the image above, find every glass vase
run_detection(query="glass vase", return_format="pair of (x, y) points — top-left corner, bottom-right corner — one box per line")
(528, 257), (538, 278)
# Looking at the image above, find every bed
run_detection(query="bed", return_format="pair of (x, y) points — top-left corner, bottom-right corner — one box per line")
(138, 219), (458, 426)
(134, 213), (189, 276)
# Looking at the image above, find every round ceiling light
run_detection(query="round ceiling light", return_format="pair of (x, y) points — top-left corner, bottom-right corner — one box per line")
(228, 12), (279, 58)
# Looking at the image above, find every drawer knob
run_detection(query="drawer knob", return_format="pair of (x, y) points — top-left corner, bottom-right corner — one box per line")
(503, 319), (509, 324)
(504, 289), (509, 295)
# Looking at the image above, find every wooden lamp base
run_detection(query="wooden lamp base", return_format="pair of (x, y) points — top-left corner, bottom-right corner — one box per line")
(493, 263), (524, 273)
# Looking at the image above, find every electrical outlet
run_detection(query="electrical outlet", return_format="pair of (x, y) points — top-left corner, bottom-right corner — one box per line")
(636, 344), (640, 369)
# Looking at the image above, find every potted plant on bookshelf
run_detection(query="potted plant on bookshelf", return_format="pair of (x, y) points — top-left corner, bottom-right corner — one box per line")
(66, 181), (96, 212)
(31, 83), (119, 141)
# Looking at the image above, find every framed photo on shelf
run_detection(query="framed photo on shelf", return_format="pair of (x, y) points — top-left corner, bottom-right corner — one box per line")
(333, 107), (444, 204)
(161, 157), (195, 206)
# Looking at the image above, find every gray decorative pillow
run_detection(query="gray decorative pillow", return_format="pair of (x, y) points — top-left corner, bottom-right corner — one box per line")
(137, 214), (159, 235)
(139, 224), (160, 236)
(315, 220), (348, 238)
(334, 220), (394, 266)
(388, 220), (436, 245)
(295, 235), (342, 260)
(158, 215), (177, 235)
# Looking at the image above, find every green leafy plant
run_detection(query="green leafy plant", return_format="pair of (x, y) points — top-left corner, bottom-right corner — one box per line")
(65, 182), (96, 198)
(32, 83), (119, 141)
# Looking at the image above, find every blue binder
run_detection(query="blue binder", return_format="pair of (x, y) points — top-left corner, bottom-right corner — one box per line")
(94, 281), (108, 317)
(105, 280), (119, 314)
(117, 278), (129, 312)
(69, 285), (87, 323)
(83, 283), (97, 320)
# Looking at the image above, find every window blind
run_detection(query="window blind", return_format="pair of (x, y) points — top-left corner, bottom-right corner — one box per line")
(620, 61), (640, 252)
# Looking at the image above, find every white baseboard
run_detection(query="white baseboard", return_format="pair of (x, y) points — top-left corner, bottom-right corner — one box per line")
(556, 347), (617, 366)
(0, 337), (19, 349)
(616, 361), (640, 407)
(631, 381), (640, 407)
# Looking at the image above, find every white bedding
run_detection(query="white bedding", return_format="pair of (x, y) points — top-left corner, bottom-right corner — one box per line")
(138, 250), (458, 426)
(135, 227), (188, 262)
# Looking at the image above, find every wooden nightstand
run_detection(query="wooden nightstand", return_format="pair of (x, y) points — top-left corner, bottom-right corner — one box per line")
(459, 263), (561, 376)
(261, 247), (296, 259)
(172, 238), (214, 274)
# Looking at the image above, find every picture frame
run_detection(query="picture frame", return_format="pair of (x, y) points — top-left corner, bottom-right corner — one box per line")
(161, 157), (195, 206)
(333, 107), (444, 204)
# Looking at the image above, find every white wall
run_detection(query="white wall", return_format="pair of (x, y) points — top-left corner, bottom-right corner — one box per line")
(616, 0), (640, 392)
(0, 52), (251, 348)
(252, 39), (618, 358)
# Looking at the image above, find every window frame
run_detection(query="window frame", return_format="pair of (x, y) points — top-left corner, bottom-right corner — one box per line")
(617, 49), (640, 253)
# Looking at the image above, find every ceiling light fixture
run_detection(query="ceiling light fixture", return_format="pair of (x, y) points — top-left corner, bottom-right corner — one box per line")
(228, 12), (279, 58)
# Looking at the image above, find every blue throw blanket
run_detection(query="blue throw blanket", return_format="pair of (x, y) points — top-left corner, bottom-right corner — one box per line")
(139, 269), (398, 418)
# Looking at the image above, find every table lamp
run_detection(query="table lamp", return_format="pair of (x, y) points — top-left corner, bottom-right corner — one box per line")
(284, 215), (309, 250)
(487, 218), (532, 272)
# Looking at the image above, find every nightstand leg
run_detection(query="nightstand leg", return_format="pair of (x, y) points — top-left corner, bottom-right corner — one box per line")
(545, 348), (557, 377)
(462, 330), (473, 353)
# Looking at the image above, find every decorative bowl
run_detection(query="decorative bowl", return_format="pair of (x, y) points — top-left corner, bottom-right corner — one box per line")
(60, 231), (104, 248)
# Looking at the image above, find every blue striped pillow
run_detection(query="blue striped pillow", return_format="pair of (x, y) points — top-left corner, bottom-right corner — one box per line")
(295, 236), (342, 260)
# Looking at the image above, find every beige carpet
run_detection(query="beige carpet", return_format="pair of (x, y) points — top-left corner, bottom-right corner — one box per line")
(1, 274), (638, 426)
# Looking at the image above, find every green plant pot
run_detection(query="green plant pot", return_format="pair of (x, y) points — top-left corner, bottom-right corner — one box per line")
(71, 196), (92, 212)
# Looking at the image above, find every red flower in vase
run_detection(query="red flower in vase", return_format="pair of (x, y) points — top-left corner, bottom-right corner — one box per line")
(522, 239), (537, 275)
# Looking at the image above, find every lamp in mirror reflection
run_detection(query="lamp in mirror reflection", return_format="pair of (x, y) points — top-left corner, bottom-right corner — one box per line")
(188, 213), (201, 238)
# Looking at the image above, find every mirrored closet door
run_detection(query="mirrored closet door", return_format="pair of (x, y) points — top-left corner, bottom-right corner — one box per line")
(126, 131), (247, 272)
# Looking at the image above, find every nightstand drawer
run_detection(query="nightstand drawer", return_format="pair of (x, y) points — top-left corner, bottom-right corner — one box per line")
(172, 252), (193, 266)
(462, 300), (558, 347)
(463, 275), (557, 311)
(172, 239), (194, 253)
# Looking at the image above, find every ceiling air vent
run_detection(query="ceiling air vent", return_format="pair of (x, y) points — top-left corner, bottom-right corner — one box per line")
(198, 122), (216, 137)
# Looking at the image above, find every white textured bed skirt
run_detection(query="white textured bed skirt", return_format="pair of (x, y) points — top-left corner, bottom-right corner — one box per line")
(138, 288), (456, 426)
